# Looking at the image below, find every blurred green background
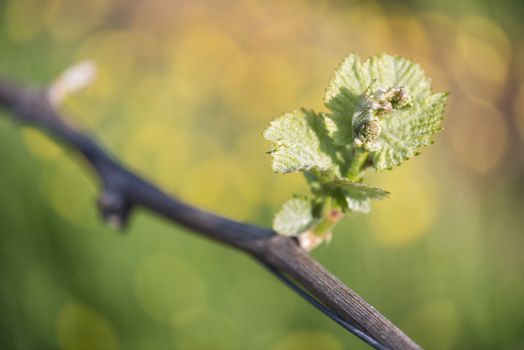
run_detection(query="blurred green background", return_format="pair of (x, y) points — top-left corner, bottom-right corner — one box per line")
(1, 0), (524, 349)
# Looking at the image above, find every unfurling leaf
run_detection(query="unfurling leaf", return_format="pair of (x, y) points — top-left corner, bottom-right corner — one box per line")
(327, 179), (389, 213)
(273, 197), (317, 236)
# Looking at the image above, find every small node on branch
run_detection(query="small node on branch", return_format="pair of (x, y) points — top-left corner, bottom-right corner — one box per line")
(47, 60), (97, 106)
(97, 189), (131, 230)
(299, 231), (332, 252)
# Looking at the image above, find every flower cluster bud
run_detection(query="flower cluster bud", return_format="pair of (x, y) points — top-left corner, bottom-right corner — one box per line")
(353, 84), (412, 152)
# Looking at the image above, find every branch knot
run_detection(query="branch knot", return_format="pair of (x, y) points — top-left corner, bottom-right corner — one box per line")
(97, 189), (131, 230)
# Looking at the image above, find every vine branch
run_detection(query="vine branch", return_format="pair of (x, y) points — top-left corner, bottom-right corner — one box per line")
(0, 69), (421, 350)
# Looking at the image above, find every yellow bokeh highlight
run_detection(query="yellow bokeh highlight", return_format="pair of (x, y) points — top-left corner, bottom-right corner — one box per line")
(119, 112), (196, 195)
(63, 94), (107, 129)
(21, 128), (63, 160)
(387, 15), (430, 58)
(361, 12), (392, 54)
(76, 31), (137, 97)
(401, 301), (459, 350)
(257, 54), (305, 113)
(415, 12), (457, 91)
(129, 0), (189, 38)
(4, 0), (48, 41)
(174, 155), (257, 220)
(122, 122), (189, 190)
(124, 75), (191, 126)
(135, 254), (207, 323)
(448, 98), (508, 174)
(335, 2), (390, 56)
(417, 12), (456, 50)
(459, 15), (511, 61)
(272, 330), (342, 350)
(231, 131), (268, 203)
(456, 33), (508, 86)
(178, 157), (227, 210)
(209, 159), (258, 220)
(154, 133), (191, 192)
(167, 23), (244, 101)
(238, 0), (311, 41)
(369, 166), (438, 246)
(57, 303), (118, 350)
(45, 0), (112, 41)
(453, 18), (509, 100)
(40, 154), (96, 225)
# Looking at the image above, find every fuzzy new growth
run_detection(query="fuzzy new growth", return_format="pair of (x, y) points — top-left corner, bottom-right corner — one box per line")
(354, 84), (413, 152)
(264, 53), (447, 249)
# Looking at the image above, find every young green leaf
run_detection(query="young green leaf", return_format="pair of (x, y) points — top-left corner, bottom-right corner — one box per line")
(372, 92), (447, 170)
(273, 197), (317, 236)
(324, 53), (447, 170)
(324, 53), (369, 117)
(263, 110), (335, 174)
(327, 179), (389, 213)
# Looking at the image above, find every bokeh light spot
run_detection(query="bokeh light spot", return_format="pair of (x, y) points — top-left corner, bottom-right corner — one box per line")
(76, 31), (137, 97)
(255, 55), (303, 113)
(178, 157), (228, 210)
(369, 168), (437, 247)
(57, 303), (118, 350)
(45, 0), (112, 41)
(459, 15), (511, 61)
(122, 123), (189, 189)
(40, 155), (96, 225)
(448, 98), (508, 174)
(21, 128), (63, 160)
(456, 33), (508, 86)
(387, 15), (429, 58)
(4, 0), (47, 41)
(454, 30), (508, 100)
(167, 23), (244, 102)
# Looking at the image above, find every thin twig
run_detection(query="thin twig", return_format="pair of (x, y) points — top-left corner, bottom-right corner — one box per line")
(0, 72), (422, 350)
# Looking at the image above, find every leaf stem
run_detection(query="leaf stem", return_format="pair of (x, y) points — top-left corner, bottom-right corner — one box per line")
(346, 150), (368, 181)
(312, 196), (343, 235)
